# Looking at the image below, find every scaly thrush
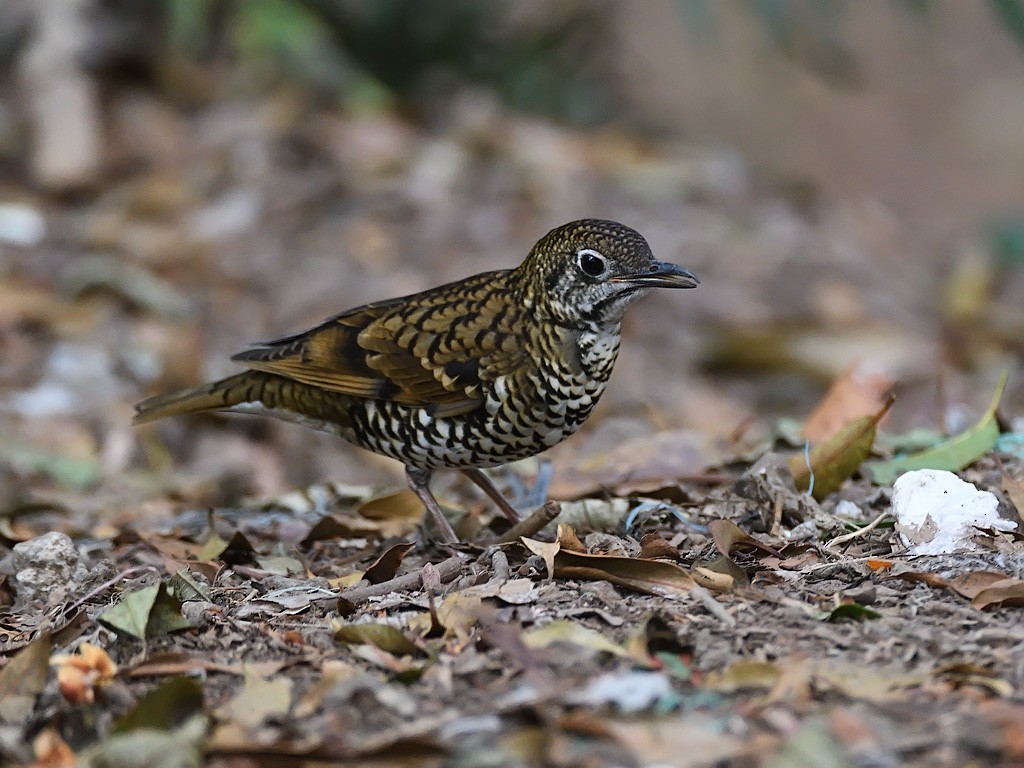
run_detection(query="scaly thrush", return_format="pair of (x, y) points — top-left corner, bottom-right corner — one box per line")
(133, 219), (699, 542)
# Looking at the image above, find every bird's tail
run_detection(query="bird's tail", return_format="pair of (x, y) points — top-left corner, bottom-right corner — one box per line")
(132, 372), (268, 425)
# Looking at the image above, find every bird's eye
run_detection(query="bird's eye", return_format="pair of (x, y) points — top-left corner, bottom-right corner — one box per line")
(576, 249), (607, 278)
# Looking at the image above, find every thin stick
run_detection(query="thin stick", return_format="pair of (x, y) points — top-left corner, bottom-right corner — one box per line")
(61, 565), (162, 617)
(825, 511), (889, 549)
(494, 501), (561, 544)
(690, 584), (736, 626)
(336, 555), (465, 604)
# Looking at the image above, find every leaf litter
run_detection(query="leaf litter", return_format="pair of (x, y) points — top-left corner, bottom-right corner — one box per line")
(3, 86), (1024, 768)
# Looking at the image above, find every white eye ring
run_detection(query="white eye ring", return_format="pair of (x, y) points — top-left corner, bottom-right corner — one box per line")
(576, 248), (607, 278)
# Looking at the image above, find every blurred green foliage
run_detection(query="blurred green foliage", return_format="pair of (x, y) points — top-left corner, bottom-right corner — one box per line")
(165, 0), (614, 123)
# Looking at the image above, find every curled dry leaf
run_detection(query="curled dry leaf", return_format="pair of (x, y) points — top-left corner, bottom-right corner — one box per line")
(551, 525), (694, 598)
(435, 593), (484, 644)
(638, 533), (680, 560)
(556, 524), (587, 553)
(521, 536), (559, 580)
(934, 662), (1014, 697)
(364, 542), (416, 584)
(892, 566), (1024, 610)
(357, 488), (427, 535)
(803, 362), (894, 444)
(953, 572), (1024, 610)
(708, 519), (780, 558)
(698, 519), (781, 591)
(692, 566), (735, 592)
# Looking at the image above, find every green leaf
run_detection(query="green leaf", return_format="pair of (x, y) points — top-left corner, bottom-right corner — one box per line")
(817, 602), (882, 622)
(80, 713), (207, 768)
(100, 584), (192, 640)
(113, 677), (203, 734)
(333, 622), (422, 656)
(523, 620), (632, 658)
(866, 372), (1007, 485)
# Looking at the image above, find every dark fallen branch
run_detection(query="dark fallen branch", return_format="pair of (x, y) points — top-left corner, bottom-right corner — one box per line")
(336, 554), (465, 604)
(494, 501), (561, 544)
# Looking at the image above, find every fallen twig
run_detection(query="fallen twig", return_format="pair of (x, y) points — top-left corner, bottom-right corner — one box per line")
(336, 554), (465, 604)
(825, 511), (889, 549)
(690, 584), (736, 626)
(489, 549), (510, 583)
(61, 565), (162, 617)
(494, 501), (561, 544)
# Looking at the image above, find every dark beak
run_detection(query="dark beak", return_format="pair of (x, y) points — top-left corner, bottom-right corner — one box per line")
(611, 261), (700, 289)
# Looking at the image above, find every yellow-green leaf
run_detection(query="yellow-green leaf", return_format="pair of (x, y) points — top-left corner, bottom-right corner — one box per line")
(791, 396), (894, 500)
(332, 622), (422, 656)
(867, 372), (1006, 485)
(523, 620), (631, 658)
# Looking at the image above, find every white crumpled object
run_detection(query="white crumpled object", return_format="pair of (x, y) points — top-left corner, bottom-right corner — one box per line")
(891, 469), (1016, 555)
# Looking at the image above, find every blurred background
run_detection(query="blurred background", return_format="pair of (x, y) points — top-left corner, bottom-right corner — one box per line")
(1, 0), (1023, 526)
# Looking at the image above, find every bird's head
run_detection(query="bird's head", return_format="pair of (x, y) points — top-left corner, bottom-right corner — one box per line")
(517, 219), (699, 325)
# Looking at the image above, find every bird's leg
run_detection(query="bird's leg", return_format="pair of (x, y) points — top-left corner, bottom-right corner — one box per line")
(405, 467), (458, 543)
(461, 468), (522, 524)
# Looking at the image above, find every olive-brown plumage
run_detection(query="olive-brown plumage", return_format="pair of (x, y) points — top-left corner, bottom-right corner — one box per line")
(133, 219), (699, 542)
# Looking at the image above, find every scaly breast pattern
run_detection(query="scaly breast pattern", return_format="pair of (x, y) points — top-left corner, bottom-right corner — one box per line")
(346, 321), (622, 469)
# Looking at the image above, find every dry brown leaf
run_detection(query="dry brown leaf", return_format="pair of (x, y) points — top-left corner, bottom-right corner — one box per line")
(332, 621), (422, 656)
(692, 566), (735, 592)
(1003, 472), (1024, 518)
(803, 362), (894, 443)
(556, 524), (587, 553)
(363, 541), (415, 584)
(435, 593), (484, 644)
(893, 567), (1024, 610)
(638, 533), (680, 560)
(952, 572), (1024, 610)
(708, 519), (780, 558)
(0, 635), (51, 723)
(523, 620), (632, 658)
(551, 526), (694, 598)
(935, 662), (1014, 696)
(357, 488), (425, 522)
(217, 667), (293, 729)
(521, 536), (560, 580)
